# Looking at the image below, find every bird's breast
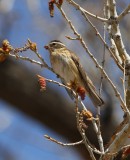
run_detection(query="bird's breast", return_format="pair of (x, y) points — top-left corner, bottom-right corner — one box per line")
(50, 51), (79, 83)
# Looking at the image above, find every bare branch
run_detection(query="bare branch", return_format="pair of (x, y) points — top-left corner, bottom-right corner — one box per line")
(40, 76), (72, 90)
(9, 53), (44, 67)
(44, 135), (83, 146)
(106, 123), (130, 158)
(110, 39), (123, 65)
(108, 0), (130, 65)
(123, 61), (126, 105)
(66, 0), (108, 22)
(65, 35), (79, 40)
(66, 0), (123, 71)
(9, 40), (54, 72)
(103, 115), (130, 159)
(92, 119), (104, 153)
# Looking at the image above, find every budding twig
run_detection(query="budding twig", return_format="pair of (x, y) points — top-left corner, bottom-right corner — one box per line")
(75, 104), (96, 160)
(38, 75), (104, 156)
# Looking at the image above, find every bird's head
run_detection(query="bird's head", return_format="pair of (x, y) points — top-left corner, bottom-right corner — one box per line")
(44, 40), (66, 51)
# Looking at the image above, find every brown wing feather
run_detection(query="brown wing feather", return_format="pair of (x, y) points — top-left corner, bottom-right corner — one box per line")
(70, 51), (104, 107)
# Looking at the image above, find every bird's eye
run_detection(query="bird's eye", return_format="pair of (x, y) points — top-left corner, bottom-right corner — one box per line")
(52, 43), (56, 46)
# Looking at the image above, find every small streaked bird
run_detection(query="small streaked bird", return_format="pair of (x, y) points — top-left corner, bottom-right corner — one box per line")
(44, 40), (104, 107)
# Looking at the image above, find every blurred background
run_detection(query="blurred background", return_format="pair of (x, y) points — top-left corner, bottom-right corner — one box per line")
(0, 0), (130, 159)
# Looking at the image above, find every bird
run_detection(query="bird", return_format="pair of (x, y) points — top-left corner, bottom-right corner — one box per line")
(44, 40), (104, 107)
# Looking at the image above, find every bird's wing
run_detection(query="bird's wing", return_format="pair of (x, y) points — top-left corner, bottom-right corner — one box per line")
(70, 51), (104, 106)
(70, 51), (96, 92)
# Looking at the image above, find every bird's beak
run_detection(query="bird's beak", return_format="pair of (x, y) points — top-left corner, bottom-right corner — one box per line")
(44, 45), (49, 50)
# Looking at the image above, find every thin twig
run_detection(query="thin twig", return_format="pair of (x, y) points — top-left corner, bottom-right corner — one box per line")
(65, 36), (79, 40)
(117, 4), (130, 21)
(97, 1), (107, 155)
(92, 119), (104, 154)
(44, 77), (86, 111)
(120, 144), (130, 151)
(30, 44), (53, 71)
(44, 77), (72, 90)
(108, 144), (130, 158)
(123, 61), (126, 105)
(44, 135), (83, 146)
(98, 2), (107, 117)
(45, 77), (89, 110)
(103, 113), (130, 159)
(9, 53), (44, 68)
(105, 121), (130, 154)
(10, 48), (54, 73)
(66, 0), (108, 22)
